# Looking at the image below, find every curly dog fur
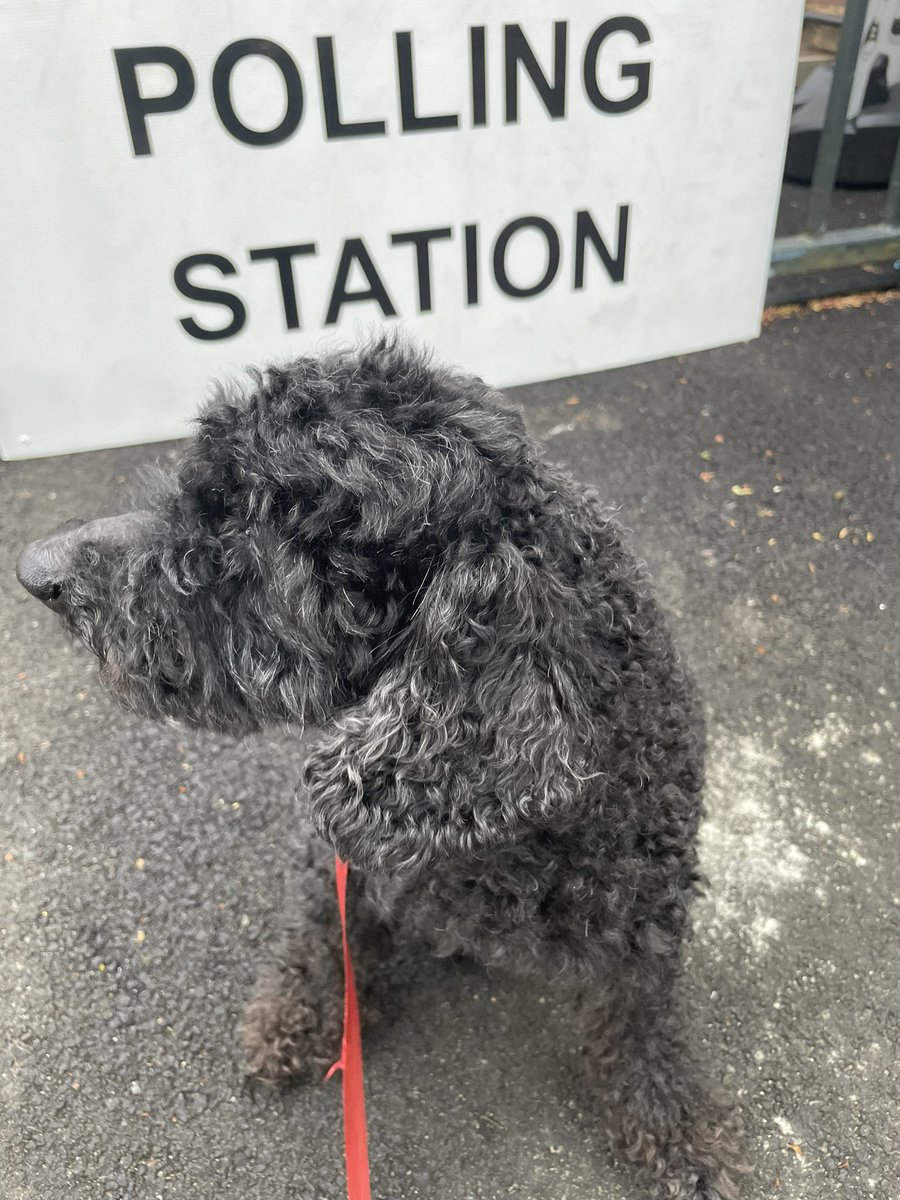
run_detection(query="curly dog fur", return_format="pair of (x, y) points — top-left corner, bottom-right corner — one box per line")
(18, 338), (747, 1198)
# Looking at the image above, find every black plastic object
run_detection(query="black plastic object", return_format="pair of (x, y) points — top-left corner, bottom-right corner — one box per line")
(785, 61), (900, 187)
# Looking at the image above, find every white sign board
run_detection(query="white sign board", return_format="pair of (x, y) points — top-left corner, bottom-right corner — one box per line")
(0, 2), (804, 459)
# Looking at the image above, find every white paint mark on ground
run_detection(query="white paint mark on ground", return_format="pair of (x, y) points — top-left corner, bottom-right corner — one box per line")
(699, 734), (808, 954)
(749, 914), (782, 953)
(805, 712), (852, 757)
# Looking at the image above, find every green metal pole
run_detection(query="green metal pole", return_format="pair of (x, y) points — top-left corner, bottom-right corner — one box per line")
(806, 0), (870, 235)
(885, 138), (900, 228)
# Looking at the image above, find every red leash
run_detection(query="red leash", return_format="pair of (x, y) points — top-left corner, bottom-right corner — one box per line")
(325, 857), (372, 1200)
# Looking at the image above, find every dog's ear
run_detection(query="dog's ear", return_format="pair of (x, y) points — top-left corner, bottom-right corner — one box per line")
(302, 538), (596, 874)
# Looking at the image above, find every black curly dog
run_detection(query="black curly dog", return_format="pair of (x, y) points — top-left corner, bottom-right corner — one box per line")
(17, 339), (746, 1198)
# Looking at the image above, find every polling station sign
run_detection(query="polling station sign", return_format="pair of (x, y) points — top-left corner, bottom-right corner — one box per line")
(1, 2), (804, 459)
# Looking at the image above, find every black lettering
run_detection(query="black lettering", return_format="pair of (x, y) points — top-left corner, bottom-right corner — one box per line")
(325, 238), (397, 324)
(174, 254), (246, 340)
(493, 217), (560, 298)
(464, 224), (479, 305)
(470, 27), (487, 127)
(583, 18), (651, 114)
(316, 37), (387, 138)
(504, 23), (567, 123)
(212, 39), (303, 146)
(573, 206), (630, 286)
(390, 228), (452, 312)
(248, 244), (317, 330)
(113, 46), (195, 157)
(395, 32), (459, 133)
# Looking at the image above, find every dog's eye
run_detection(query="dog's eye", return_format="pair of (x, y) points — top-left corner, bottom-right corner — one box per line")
(190, 485), (229, 522)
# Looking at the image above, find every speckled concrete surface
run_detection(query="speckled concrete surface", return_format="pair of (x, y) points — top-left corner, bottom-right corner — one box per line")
(2, 299), (898, 1199)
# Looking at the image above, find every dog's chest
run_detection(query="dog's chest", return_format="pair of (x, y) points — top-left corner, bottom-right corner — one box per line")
(361, 840), (627, 970)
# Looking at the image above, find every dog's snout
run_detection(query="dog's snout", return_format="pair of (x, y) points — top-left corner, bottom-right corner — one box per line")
(17, 516), (93, 603)
(16, 535), (73, 604)
(16, 510), (154, 607)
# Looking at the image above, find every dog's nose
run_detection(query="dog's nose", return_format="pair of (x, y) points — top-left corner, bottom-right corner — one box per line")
(16, 512), (153, 606)
(16, 526), (82, 604)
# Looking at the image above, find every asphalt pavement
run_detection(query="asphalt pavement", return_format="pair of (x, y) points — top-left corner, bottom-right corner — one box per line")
(2, 297), (898, 1199)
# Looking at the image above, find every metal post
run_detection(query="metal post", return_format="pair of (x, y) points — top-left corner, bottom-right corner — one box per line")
(885, 138), (900, 228)
(806, 0), (870, 234)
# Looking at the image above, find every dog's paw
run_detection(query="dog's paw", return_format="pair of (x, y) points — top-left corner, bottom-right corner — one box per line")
(240, 978), (341, 1087)
(657, 1120), (752, 1200)
(611, 1104), (750, 1200)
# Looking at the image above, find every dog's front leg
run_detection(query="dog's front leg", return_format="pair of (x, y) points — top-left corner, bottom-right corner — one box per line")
(572, 961), (749, 1200)
(241, 835), (392, 1086)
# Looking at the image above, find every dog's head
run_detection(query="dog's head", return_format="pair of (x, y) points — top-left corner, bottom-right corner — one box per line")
(17, 340), (542, 738)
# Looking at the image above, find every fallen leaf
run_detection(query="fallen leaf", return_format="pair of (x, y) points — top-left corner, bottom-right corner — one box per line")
(762, 303), (803, 324)
(699, 471), (715, 483)
(714, 434), (725, 445)
(808, 289), (900, 313)
(731, 484), (754, 496)
(564, 396), (580, 406)
(811, 532), (824, 542)
(786, 1142), (804, 1159)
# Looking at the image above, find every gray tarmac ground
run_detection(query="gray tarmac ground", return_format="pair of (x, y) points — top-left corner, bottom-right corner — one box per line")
(2, 298), (898, 1199)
